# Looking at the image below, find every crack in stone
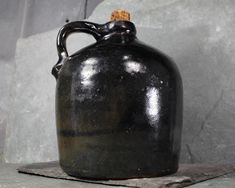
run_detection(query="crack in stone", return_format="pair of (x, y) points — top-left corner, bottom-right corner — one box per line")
(185, 144), (196, 164)
(192, 89), (224, 142)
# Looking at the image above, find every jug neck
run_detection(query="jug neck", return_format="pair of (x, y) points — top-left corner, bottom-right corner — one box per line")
(99, 21), (137, 42)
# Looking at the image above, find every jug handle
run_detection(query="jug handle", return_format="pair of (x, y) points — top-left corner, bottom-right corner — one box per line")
(52, 21), (101, 79)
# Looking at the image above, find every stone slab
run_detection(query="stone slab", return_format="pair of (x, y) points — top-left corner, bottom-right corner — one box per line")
(18, 162), (235, 188)
(0, 163), (111, 188)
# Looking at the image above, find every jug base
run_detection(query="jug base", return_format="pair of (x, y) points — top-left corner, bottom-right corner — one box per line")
(60, 164), (178, 180)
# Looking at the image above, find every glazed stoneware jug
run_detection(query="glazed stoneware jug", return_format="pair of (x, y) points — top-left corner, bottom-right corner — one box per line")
(52, 11), (183, 180)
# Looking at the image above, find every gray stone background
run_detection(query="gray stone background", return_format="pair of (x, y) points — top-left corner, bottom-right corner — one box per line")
(0, 0), (103, 162)
(0, 0), (234, 165)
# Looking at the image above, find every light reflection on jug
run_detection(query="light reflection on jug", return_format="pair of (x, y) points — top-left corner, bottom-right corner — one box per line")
(80, 58), (99, 88)
(145, 87), (160, 127)
(124, 61), (146, 75)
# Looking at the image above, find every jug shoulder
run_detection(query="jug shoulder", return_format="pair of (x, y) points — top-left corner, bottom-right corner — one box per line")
(59, 38), (181, 84)
(69, 39), (176, 68)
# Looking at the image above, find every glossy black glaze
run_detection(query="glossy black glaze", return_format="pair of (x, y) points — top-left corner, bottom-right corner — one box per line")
(52, 20), (183, 180)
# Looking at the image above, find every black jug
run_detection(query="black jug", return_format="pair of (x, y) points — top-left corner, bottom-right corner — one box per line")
(52, 10), (183, 180)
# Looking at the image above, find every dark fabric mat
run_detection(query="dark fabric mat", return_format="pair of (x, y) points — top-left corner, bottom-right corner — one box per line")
(18, 162), (235, 188)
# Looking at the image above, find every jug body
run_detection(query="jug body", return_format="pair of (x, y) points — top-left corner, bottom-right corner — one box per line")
(53, 20), (183, 179)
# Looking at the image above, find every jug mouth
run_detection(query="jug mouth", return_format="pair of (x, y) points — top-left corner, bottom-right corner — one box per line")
(98, 21), (136, 40)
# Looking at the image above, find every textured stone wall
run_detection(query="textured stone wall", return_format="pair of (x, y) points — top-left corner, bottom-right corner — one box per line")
(91, 0), (235, 163)
(0, 0), (103, 162)
(91, 0), (235, 164)
(2, 0), (235, 164)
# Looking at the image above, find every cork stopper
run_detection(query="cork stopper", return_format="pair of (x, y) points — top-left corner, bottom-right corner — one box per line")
(111, 10), (130, 21)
